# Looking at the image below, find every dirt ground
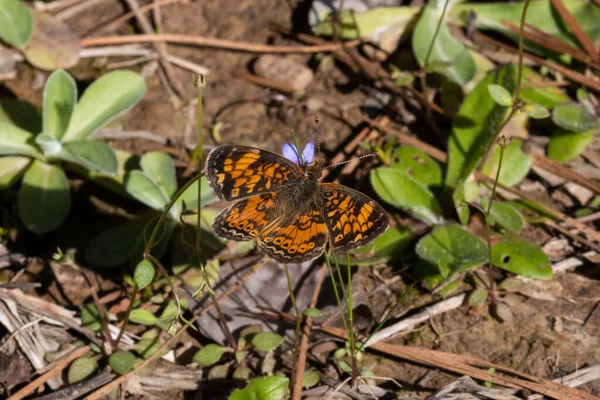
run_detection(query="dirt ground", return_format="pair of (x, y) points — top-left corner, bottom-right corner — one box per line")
(2, 0), (600, 398)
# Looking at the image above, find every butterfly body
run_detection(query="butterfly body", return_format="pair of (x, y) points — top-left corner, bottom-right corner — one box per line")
(205, 144), (388, 263)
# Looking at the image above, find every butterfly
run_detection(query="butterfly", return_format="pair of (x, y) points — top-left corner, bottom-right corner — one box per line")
(204, 141), (389, 263)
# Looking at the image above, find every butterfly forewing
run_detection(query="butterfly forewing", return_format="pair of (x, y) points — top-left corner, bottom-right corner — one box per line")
(205, 145), (304, 201)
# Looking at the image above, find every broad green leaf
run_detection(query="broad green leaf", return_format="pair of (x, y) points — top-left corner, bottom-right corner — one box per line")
(18, 161), (70, 233)
(43, 69), (77, 140)
(134, 259), (155, 289)
(0, 121), (41, 158)
(81, 303), (102, 332)
(446, 64), (517, 188)
(124, 170), (170, 210)
(63, 71), (146, 141)
(134, 338), (163, 359)
(492, 237), (552, 279)
(178, 176), (215, 209)
(488, 84), (512, 106)
(416, 224), (488, 276)
(109, 351), (136, 375)
(22, 11), (80, 70)
(56, 140), (117, 173)
(229, 376), (289, 400)
(0, 99), (41, 133)
(140, 152), (177, 198)
(489, 202), (524, 232)
(547, 128), (595, 164)
(519, 68), (570, 108)
(303, 308), (322, 318)
(468, 288), (488, 306)
(392, 146), (442, 188)
(451, 1), (600, 54)
(303, 369), (320, 388)
(81, 149), (138, 197)
(67, 356), (96, 384)
(0, 0), (32, 46)
(412, 1), (475, 85)
(129, 309), (157, 326)
(524, 103), (550, 119)
(311, 6), (418, 40)
(251, 332), (284, 352)
(371, 167), (443, 225)
(552, 103), (599, 132)
(481, 139), (531, 187)
(355, 225), (414, 262)
(193, 344), (233, 366)
(0, 156), (30, 189)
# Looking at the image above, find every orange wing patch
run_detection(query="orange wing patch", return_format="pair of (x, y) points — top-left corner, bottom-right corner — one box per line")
(257, 210), (327, 263)
(320, 183), (389, 252)
(213, 193), (277, 241)
(205, 145), (303, 201)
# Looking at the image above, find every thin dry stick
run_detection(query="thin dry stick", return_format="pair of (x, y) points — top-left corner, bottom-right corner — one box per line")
(81, 34), (362, 53)
(530, 152), (600, 194)
(7, 346), (91, 400)
(291, 264), (328, 400)
(550, 0), (600, 61)
(84, 258), (267, 400)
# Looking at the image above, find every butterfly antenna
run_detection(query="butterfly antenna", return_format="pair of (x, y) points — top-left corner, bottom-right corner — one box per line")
(314, 116), (321, 154)
(326, 152), (379, 169)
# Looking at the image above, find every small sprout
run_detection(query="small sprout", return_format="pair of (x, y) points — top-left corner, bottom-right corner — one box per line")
(251, 332), (284, 352)
(303, 307), (322, 317)
(193, 343), (233, 366)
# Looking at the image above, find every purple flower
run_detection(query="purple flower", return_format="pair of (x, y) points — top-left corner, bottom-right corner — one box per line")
(282, 142), (314, 166)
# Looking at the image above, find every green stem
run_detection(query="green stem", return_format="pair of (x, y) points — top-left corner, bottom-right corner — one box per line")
(195, 74), (205, 258)
(324, 252), (349, 334)
(513, 0), (532, 105)
(346, 252), (358, 383)
(283, 263), (301, 387)
(422, 0), (451, 69)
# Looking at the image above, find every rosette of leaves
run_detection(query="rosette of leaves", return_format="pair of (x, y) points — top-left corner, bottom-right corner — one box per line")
(85, 152), (223, 268)
(0, 69), (146, 233)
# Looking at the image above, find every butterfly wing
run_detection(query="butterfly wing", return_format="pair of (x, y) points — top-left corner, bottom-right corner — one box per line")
(213, 193), (277, 241)
(205, 145), (304, 201)
(256, 209), (328, 263)
(319, 183), (389, 252)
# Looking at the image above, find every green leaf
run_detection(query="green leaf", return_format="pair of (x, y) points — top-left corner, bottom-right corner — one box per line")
(391, 146), (442, 188)
(178, 176), (215, 209)
(193, 343), (233, 366)
(303, 308), (322, 318)
(0, 0), (32, 46)
(412, 1), (475, 85)
(42, 70), (77, 140)
(229, 376), (289, 400)
(488, 84), (513, 106)
(35, 132), (61, 156)
(251, 332), (284, 352)
(62, 71), (146, 142)
(0, 156), (30, 189)
(140, 152), (177, 198)
(129, 308), (158, 326)
(0, 99), (42, 133)
(18, 161), (70, 233)
(552, 103), (599, 132)
(519, 67), (570, 108)
(311, 6), (418, 40)
(451, 1), (600, 54)
(370, 167), (443, 225)
(492, 237), (552, 279)
(446, 64), (517, 189)
(468, 288), (488, 306)
(303, 369), (320, 388)
(481, 139), (531, 187)
(67, 356), (96, 384)
(547, 128), (595, 164)
(416, 224), (488, 276)
(134, 259), (155, 289)
(0, 121), (41, 158)
(108, 351), (136, 375)
(22, 11), (81, 71)
(488, 202), (524, 232)
(56, 140), (117, 173)
(124, 170), (170, 210)
(355, 225), (414, 262)
(81, 303), (102, 332)
(134, 338), (163, 359)
(524, 103), (550, 119)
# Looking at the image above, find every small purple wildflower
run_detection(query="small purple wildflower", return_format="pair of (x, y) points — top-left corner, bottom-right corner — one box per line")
(282, 142), (314, 166)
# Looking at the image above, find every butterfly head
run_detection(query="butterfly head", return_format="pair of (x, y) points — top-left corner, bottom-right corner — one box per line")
(282, 141), (324, 179)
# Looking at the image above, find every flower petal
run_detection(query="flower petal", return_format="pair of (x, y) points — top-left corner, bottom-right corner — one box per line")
(302, 142), (315, 165)
(282, 143), (300, 165)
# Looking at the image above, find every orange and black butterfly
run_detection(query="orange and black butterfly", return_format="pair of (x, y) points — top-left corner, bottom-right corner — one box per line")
(204, 141), (388, 263)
